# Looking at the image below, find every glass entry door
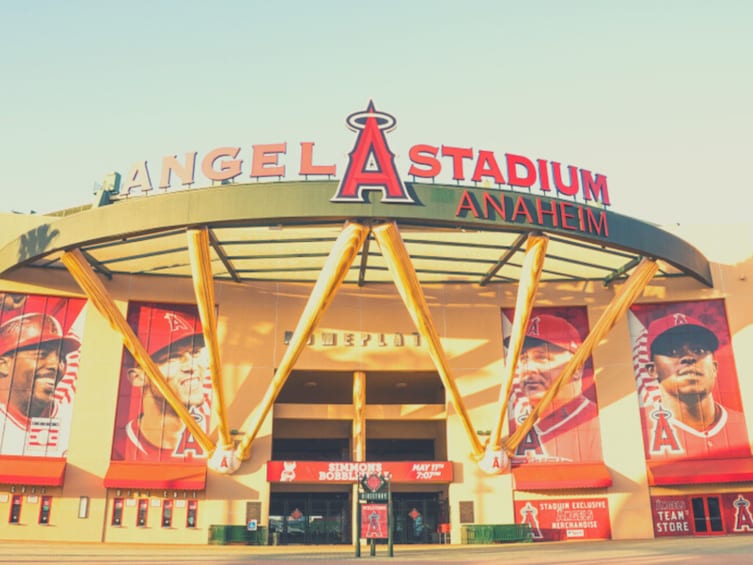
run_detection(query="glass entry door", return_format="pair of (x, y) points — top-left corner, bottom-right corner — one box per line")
(391, 493), (445, 544)
(690, 496), (724, 535)
(269, 492), (350, 545)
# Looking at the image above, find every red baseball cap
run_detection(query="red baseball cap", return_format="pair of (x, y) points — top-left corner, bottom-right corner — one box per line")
(506, 313), (582, 353)
(646, 313), (718, 355)
(136, 306), (204, 359)
(0, 312), (80, 357)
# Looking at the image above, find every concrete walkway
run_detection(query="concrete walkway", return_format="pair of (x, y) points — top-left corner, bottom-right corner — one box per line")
(1, 536), (752, 564)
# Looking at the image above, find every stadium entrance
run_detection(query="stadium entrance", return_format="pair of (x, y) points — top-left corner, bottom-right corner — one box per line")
(269, 492), (351, 545)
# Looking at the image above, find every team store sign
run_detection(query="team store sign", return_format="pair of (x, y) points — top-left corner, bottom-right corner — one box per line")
(122, 103), (611, 224)
(651, 494), (753, 536)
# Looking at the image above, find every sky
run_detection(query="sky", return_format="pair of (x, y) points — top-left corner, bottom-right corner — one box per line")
(1, 1), (751, 227)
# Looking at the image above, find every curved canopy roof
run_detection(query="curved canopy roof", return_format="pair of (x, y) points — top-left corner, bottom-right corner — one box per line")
(0, 181), (711, 287)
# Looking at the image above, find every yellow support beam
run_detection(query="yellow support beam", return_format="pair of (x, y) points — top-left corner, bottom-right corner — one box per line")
(353, 371), (366, 462)
(235, 221), (369, 461)
(61, 249), (214, 453)
(504, 257), (659, 455)
(187, 228), (232, 450)
(491, 233), (548, 451)
(372, 222), (485, 458)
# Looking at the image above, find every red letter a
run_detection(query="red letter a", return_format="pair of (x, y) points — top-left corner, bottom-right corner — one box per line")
(332, 101), (412, 203)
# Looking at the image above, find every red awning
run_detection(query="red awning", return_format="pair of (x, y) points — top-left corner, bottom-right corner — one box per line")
(512, 462), (612, 490)
(0, 455), (67, 486)
(647, 457), (753, 486)
(104, 462), (207, 490)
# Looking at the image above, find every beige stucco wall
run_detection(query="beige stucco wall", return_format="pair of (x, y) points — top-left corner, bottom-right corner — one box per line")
(0, 219), (752, 544)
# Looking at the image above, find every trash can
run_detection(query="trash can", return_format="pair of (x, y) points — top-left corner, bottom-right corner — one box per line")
(252, 525), (268, 545)
(438, 523), (451, 544)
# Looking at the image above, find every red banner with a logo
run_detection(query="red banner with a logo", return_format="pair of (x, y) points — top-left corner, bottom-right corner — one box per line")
(515, 498), (611, 541)
(267, 461), (452, 483)
(361, 504), (389, 539)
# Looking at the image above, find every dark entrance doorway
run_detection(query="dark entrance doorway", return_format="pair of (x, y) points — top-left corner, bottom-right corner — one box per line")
(269, 492), (350, 545)
(391, 492), (447, 544)
(691, 496), (725, 535)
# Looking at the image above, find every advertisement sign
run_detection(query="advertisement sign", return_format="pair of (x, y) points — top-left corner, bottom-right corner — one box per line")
(361, 504), (389, 539)
(515, 498), (610, 541)
(651, 492), (753, 536)
(266, 461), (452, 483)
(628, 299), (751, 461)
(502, 306), (603, 465)
(650, 496), (693, 537)
(360, 473), (388, 501)
(723, 492), (753, 534)
(0, 292), (86, 457)
(110, 302), (213, 463)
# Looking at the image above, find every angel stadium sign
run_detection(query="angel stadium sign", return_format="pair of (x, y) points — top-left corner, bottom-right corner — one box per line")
(122, 101), (611, 209)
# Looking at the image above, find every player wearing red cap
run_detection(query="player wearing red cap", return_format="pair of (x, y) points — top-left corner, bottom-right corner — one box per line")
(506, 313), (603, 464)
(641, 312), (750, 459)
(0, 312), (80, 455)
(111, 306), (211, 462)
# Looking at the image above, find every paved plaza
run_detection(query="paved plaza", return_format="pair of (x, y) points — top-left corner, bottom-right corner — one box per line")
(1, 536), (752, 564)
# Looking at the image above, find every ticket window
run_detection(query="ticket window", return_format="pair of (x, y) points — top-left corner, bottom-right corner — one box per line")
(137, 499), (148, 527)
(112, 498), (124, 526)
(186, 500), (198, 529)
(161, 500), (173, 528)
(9, 494), (22, 524)
(38, 495), (52, 525)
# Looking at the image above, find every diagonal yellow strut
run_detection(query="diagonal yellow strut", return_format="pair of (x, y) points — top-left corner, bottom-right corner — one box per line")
(490, 233), (548, 451)
(372, 222), (485, 457)
(187, 228), (232, 450)
(61, 249), (215, 453)
(235, 221), (369, 461)
(503, 257), (659, 455)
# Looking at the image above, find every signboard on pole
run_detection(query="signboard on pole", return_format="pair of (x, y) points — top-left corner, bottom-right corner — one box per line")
(361, 504), (388, 539)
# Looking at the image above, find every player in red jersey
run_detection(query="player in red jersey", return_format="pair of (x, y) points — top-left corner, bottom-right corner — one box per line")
(507, 314), (603, 464)
(641, 313), (750, 459)
(0, 312), (79, 455)
(111, 307), (210, 462)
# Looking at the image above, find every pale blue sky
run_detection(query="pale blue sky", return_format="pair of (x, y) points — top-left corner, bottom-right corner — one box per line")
(1, 1), (750, 225)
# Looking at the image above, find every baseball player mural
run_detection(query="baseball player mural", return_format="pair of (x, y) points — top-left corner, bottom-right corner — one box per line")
(502, 307), (603, 464)
(628, 299), (751, 460)
(111, 303), (212, 463)
(0, 292), (86, 457)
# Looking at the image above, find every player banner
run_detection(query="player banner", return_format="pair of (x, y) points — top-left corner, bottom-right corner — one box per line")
(502, 306), (603, 465)
(628, 299), (751, 462)
(0, 292), (86, 457)
(267, 461), (453, 483)
(515, 497), (611, 541)
(110, 302), (213, 463)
